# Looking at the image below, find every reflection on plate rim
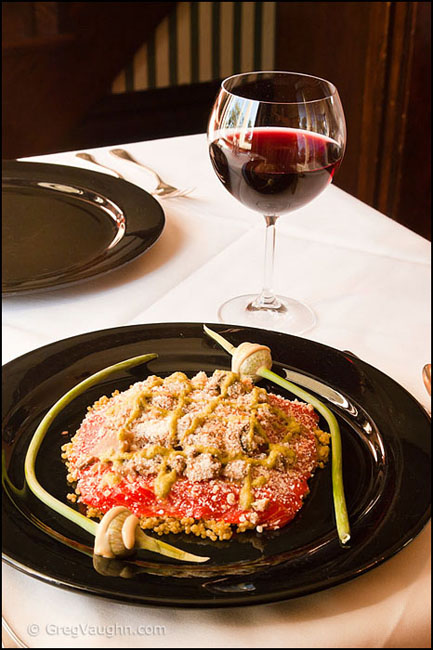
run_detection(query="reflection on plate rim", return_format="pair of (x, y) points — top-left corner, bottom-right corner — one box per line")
(2, 161), (165, 296)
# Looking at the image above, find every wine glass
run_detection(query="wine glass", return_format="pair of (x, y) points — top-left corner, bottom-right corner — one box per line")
(207, 71), (346, 334)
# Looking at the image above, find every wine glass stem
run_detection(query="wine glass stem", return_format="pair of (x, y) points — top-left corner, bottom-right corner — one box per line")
(252, 215), (281, 309)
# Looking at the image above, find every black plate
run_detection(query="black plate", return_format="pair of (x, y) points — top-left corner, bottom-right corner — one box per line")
(2, 161), (165, 295)
(2, 323), (431, 607)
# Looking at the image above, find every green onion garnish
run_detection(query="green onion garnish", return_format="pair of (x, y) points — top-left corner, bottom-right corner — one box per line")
(203, 325), (350, 545)
(24, 353), (209, 563)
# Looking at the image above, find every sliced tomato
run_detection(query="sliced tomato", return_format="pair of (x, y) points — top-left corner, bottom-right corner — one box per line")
(74, 463), (311, 530)
(67, 384), (321, 532)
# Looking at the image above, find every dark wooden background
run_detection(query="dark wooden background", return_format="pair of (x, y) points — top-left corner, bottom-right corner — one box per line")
(2, 1), (431, 240)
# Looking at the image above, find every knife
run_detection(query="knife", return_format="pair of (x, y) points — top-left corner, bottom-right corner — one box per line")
(423, 363), (431, 396)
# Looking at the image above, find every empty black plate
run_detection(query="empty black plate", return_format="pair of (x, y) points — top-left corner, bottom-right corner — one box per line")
(2, 161), (165, 295)
(2, 323), (431, 607)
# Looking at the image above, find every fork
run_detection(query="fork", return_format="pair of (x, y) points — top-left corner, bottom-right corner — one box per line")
(76, 152), (126, 179)
(109, 148), (194, 198)
(75, 152), (193, 198)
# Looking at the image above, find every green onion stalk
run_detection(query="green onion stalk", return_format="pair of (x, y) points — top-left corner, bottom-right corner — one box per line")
(24, 353), (209, 563)
(203, 325), (350, 545)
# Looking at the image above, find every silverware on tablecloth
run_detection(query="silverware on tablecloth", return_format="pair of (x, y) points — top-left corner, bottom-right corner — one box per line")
(422, 363), (431, 396)
(75, 152), (125, 179)
(76, 151), (193, 199)
(109, 148), (194, 198)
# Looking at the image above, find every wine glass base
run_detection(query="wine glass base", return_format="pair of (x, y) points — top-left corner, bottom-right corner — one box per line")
(217, 294), (316, 335)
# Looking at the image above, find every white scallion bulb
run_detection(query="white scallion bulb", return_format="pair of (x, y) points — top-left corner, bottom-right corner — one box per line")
(231, 342), (272, 381)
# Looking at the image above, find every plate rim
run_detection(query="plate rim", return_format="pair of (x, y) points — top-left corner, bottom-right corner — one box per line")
(2, 160), (165, 296)
(2, 322), (431, 607)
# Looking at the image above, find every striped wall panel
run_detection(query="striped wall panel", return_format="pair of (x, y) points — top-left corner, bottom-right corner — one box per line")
(111, 1), (276, 93)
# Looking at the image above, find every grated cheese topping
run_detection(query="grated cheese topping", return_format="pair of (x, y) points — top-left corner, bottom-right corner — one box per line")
(64, 370), (329, 507)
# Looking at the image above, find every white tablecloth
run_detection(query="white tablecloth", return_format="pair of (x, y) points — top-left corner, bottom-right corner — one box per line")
(2, 133), (431, 648)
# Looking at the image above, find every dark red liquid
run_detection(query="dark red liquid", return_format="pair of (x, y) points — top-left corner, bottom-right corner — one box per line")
(209, 127), (343, 215)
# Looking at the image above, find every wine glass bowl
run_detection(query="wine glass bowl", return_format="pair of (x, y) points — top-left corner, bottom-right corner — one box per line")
(207, 71), (346, 334)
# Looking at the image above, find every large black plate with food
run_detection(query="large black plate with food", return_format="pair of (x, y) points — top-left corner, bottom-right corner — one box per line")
(2, 323), (431, 607)
(2, 161), (165, 295)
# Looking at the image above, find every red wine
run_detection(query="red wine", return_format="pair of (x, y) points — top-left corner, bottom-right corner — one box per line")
(209, 127), (343, 215)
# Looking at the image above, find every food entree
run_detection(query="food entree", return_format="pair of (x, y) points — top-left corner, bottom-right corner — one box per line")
(63, 369), (330, 541)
